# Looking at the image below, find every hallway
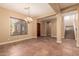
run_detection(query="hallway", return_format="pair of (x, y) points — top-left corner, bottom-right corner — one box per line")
(0, 37), (78, 56)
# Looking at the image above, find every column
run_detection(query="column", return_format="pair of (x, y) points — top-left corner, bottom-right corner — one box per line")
(56, 13), (62, 43)
(76, 7), (79, 47)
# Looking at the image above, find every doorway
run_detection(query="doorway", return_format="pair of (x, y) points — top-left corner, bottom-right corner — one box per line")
(64, 12), (76, 40)
(37, 23), (40, 37)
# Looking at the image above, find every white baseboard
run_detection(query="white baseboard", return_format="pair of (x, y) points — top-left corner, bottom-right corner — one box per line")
(76, 43), (79, 47)
(76, 44), (79, 47)
(31, 36), (37, 38)
(0, 36), (37, 46)
(56, 40), (62, 43)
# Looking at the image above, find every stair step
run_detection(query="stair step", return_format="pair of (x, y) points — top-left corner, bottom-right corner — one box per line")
(65, 30), (75, 39)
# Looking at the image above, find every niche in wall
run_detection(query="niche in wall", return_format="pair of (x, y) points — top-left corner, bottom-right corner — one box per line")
(10, 17), (28, 36)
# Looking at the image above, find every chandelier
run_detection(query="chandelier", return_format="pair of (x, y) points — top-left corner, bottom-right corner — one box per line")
(24, 4), (33, 23)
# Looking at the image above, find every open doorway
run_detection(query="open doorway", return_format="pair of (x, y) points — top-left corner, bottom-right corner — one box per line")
(63, 12), (76, 40)
(37, 23), (40, 37)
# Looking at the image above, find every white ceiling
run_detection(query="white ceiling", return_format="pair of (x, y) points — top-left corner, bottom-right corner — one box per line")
(0, 3), (77, 19)
(0, 3), (55, 18)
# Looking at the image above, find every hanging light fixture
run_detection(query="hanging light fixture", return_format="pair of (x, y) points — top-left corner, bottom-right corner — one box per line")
(24, 3), (33, 23)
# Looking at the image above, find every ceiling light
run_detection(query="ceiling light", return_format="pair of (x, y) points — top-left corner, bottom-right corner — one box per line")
(24, 4), (33, 23)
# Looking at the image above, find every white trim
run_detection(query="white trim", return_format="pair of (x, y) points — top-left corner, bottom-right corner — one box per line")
(56, 40), (62, 43)
(31, 35), (37, 38)
(51, 36), (64, 39)
(76, 42), (79, 47)
(0, 36), (37, 46)
(76, 43), (79, 47)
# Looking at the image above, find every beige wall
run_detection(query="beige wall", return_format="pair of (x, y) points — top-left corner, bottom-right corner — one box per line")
(51, 19), (57, 37)
(47, 22), (51, 36)
(51, 18), (64, 38)
(0, 7), (37, 43)
(39, 18), (64, 38)
(40, 21), (47, 36)
(40, 19), (57, 37)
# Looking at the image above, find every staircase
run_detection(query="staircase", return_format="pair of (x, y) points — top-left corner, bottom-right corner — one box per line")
(65, 26), (75, 39)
